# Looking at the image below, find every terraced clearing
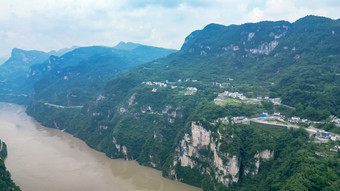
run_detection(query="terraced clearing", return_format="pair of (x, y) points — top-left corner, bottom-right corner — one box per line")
(214, 97), (261, 106)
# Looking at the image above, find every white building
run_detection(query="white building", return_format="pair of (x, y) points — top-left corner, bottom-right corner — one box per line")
(186, 87), (198, 92)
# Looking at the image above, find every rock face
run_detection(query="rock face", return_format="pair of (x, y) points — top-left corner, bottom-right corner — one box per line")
(254, 150), (274, 174)
(171, 122), (239, 186)
(181, 21), (290, 60)
(169, 121), (274, 187)
(128, 93), (137, 106)
(191, 122), (211, 147)
(248, 40), (279, 55)
(246, 149), (275, 175)
(112, 136), (128, 159)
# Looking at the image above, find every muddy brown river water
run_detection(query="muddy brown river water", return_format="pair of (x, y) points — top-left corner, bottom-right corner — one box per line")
(0, 103), (201, 191)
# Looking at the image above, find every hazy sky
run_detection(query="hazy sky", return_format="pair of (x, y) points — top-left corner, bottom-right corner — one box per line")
(0, 0), (339, 57)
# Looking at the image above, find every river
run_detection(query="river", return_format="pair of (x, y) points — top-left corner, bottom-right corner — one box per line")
(0, 103), (201, 191)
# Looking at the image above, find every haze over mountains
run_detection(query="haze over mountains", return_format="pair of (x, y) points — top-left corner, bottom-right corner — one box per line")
(47, 46), (80, 57)
(1, 15), (340, 191)
(0, 57), (8, 66)
(0, 42), (177, 104)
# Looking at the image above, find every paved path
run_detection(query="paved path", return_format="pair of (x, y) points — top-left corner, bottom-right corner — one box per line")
(44, 103), (83, 109)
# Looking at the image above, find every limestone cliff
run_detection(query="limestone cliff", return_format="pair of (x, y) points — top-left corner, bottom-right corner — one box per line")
(112, 136), (129, 159)
(168, 122), (274, 187)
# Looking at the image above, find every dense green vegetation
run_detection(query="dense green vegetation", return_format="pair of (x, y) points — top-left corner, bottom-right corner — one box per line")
(0, 140), (21, 191)
(316, 122), (340, 135)
(31, 44), (176, 105)
(227, 127), (340, 191)
(22, 15), (340, 190)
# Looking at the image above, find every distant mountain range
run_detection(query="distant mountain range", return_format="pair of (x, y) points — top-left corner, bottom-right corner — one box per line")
(0, 48), (52, 103)
(31, 43), (177, 105)
(0, 42), (176, 104)
(48, 46), (80, 57)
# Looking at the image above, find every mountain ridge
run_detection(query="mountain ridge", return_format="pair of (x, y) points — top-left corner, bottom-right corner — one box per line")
(8, 15), (340, 191)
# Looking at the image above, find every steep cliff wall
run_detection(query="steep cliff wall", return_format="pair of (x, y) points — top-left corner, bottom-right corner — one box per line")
(168, 122), (274, 187)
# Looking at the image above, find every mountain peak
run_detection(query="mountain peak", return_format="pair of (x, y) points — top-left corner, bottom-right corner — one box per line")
(114, 41), (142, 50)
(294, 15), (333, 24)
(11, 48), (25, 56)
(203, 23), (227, 31)
(11, 48), (49, 57)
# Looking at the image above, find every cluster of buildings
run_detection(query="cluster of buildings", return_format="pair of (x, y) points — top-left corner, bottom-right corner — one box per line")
(287, 116), (313, 124)
(256, 96), (282, 104)
(220, 91), (247, 100)
(216, 116), (248, 125)
(143, 81), (167, 87)
(315, 130), (340, 143)
(217, 113), (340, 143)
(217, 91), (282, 105)
(231, 116), (249, 124)
(142, 80), (200, 95)
(210, 82), (230, 88)
(288, 116), (301, 123)
(255, 112), (284, 121)
(177, 79), (198, 83)
(218, 113), (282, 125)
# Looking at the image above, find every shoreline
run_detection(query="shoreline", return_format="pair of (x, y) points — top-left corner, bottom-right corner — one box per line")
(0, 102), (201, 191)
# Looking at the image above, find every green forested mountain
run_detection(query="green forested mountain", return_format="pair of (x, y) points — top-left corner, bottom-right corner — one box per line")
(26, 15), (340, 190)
(31, 44), (177, 105)
(0, 47), (79, 103)
(0, 140), (21, 191)
(0, 44), (176, 105)
(0, 48), (51, 103)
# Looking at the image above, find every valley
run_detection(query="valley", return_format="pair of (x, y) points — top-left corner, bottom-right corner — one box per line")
(0, 15), (339, 191)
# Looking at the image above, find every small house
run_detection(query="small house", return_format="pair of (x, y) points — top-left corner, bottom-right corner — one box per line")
(316, 130), (330, 139)
(273, 112), (281, 116)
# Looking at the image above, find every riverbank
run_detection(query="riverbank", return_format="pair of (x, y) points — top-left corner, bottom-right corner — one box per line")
(0, 139), (21, 191)
(0, 102), (201, 191)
